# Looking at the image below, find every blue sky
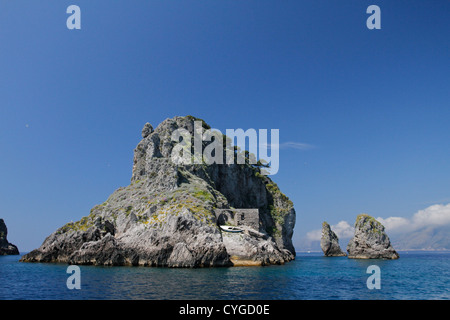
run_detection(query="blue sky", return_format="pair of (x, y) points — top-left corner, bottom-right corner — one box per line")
(1, 1), (449, 251)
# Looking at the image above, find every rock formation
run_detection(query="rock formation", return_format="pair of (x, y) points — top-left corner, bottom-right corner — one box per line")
(320, 222), (347, 257)
(347, 214), (399, 259)
(0, 219), (19, 255)
(21, 116), (296, 267)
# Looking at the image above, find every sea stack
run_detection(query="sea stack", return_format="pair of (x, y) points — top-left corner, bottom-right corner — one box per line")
(0, 219), (19, 255)
(21, 116), (296, 267)
(320, 221), (347, 257)
(347, 214), (399, 259)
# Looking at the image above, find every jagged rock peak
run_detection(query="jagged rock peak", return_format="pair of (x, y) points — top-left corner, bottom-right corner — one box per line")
(320, 221), (347, 257)
(141, 122), (154, 138)
(347, 214), (399, 259)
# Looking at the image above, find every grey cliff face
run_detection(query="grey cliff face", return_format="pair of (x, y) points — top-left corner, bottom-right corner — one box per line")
(347, 214), (399, 259)
(0, 219), (19, 255)
(320, 222), (347, 257)
(21, 116), (296, 267)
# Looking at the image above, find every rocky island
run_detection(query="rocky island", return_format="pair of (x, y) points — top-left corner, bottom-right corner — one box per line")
(320, 221), (347, 257)
(347, 214), (399, 259)
(21, 116), (296, 267)
(0, 219), (19, 255)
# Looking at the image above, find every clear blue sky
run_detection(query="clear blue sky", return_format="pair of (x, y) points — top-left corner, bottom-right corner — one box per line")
(1, 1), (449, 251)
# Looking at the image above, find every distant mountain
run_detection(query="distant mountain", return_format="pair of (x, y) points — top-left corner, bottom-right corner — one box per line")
(391, 225), (450, 250)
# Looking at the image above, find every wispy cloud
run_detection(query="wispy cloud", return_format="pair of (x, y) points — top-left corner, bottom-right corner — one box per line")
(263, 142), (316, 151)
(306, 220), (354, 241)
(305, 229), (321, 242)
(280, 142), (315, 150)
(377, 203), (450, 233)
(331, 221), (355, 238)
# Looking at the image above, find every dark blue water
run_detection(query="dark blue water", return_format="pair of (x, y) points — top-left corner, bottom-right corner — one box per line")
(1, 251), (449, 300)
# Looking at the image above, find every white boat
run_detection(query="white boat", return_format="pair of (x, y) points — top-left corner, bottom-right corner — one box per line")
(219, 225), (243, 233)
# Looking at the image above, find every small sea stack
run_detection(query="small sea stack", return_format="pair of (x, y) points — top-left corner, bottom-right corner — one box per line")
(320, 221), (347, 257)
(0, 219), (19, 255)
(347, 214), (399, 259)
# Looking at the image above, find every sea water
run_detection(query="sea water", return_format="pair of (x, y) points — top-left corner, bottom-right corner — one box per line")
(0, 251), (449, 300)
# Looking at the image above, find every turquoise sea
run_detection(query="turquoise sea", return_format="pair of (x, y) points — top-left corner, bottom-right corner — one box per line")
(1, 251), (449, 300)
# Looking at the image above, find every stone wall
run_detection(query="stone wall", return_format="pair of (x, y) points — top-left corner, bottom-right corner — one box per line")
(215, 209), (259, 231)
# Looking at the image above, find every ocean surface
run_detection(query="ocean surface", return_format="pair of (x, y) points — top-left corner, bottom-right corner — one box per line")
(1, 251), (449, 300)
